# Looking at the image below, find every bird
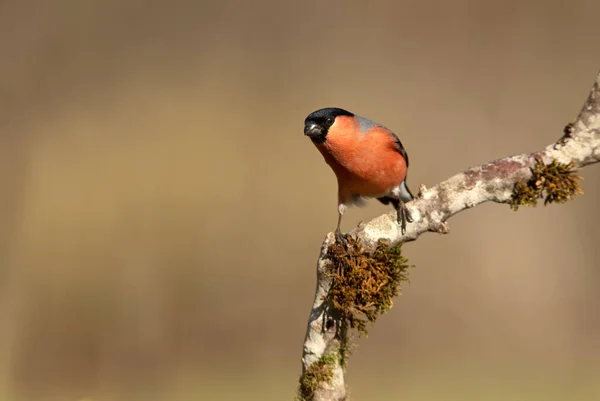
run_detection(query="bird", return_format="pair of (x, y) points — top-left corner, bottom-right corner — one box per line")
(304, 107), (414, 243)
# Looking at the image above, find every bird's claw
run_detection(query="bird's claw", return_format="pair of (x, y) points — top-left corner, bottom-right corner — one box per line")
(334, 229), (350, 246)
(397, 203), (413, 235)
(404, 204), (414, 223)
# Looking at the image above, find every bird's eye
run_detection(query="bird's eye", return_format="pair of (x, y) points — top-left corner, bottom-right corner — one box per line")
(326, 117), (334, 124)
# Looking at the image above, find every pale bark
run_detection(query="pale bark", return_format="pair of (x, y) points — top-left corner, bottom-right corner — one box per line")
(300, 70), (600, 401)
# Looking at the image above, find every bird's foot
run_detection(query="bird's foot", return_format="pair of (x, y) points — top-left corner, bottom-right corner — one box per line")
(403, 203), (414, 223)
(396, 203), (413, 235)
(334, 229), (351, 246)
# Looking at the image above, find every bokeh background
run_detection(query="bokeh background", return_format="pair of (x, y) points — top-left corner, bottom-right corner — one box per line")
(1, 1), (600, 400)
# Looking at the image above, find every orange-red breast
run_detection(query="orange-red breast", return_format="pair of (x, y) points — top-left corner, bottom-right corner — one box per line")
(304, 107), (414, 242)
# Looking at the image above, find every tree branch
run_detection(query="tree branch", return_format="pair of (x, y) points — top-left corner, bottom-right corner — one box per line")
(298, 70), (600, 401)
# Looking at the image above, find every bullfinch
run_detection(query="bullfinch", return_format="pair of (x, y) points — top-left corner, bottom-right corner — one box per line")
(304, 107), (414, 242)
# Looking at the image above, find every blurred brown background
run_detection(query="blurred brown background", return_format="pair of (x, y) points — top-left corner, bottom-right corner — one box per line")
(1, 0), (600, 400)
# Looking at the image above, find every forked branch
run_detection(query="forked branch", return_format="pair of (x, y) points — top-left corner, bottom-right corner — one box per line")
(299, 70), (600, 401)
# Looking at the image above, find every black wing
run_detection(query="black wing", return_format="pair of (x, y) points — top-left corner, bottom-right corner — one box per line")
(386, 129), (414, 201)
(387, 130), (409, 167)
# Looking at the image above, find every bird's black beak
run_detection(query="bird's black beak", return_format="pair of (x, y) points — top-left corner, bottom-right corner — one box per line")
(304, 123), (323, 138)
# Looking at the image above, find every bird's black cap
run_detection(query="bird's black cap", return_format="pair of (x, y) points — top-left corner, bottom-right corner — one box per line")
(305, 107), (354, 122)
(304, 107), (354, 144)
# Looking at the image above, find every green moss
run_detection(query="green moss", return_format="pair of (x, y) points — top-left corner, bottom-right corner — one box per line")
(324, 237), (412, 338)
(510, 157), (583, 211)
(297, 352), (338, 401)
(337, 322), (351, 369)
(297, 238), (411, 400)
